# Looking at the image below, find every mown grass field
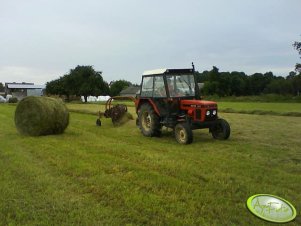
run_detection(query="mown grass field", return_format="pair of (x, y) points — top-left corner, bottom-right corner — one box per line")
(0, 103), (301, 225)
(218, 102), (301, 114)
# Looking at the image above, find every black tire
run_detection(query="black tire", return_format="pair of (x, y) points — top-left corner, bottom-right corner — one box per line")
(136, 117), (139, 127)
(138, 103), (161, 137)
(174, 123), (193, 144)
(96, 119), (102, 127)
(211, 119), (230, 140)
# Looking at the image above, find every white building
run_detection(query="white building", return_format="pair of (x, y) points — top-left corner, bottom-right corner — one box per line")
(5, 82), (45, 100)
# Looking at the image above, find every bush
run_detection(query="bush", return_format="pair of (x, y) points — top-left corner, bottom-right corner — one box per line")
(8, 97), (18, 103)
(14, 96), (69, 136)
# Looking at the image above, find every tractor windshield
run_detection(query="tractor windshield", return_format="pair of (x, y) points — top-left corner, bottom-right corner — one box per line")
(166, 74), (195, 97)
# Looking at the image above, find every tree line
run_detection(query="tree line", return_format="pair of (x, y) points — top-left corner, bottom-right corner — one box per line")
(45, 65), (301, 102)
(196, 39), (301, 97)
(195, 67), (301, 97)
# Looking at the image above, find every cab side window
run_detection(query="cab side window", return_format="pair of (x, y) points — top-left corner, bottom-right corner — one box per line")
(141, 77), (153, 97)
(153, 76), (166, 97)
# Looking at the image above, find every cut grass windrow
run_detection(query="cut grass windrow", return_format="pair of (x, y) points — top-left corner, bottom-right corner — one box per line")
(220, 108), (301, 117)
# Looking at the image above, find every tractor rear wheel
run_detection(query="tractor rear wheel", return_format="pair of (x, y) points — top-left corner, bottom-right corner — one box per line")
(211, 119), (230, 140)
(174, 123), (193, 144)
(138, 103), (161, 137)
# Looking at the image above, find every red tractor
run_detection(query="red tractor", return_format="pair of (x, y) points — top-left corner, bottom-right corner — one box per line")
(135, 65), (230, 144)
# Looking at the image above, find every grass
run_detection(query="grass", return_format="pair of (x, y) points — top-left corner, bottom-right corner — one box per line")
(217, 102), (301, 117)
(0, 103), (301, 225)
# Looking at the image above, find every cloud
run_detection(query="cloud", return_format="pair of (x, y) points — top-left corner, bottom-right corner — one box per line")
(0, 66), (59, 85)
(0, 0), (300, 85)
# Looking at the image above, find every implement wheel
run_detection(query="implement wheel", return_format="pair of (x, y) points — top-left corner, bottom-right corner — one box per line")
(96, 119), (101, 126)
(211, 119), (230, 140)
(138, 103), (161, 137)
(174, 123), (193, 144)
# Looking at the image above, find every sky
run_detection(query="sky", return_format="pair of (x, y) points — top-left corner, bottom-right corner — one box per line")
(0, 0), (300, 85)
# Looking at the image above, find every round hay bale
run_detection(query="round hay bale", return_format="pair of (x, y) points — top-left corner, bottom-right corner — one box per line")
(15, 96), (69, 136)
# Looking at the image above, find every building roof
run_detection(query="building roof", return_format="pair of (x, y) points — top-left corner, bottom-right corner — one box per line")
(120, 86), (140, 95)
(7, 84), (45, 89)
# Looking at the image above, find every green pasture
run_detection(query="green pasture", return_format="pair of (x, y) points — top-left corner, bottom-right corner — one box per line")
(0, 103), (300, 225)
(217, 102), (301, 117)
(217, 102), (301, 113)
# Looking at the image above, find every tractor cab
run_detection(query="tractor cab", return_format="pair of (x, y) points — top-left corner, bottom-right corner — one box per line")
(135, 66), (230, 144)
(139, 68), (197, 99)
(137, 68), (200, 118)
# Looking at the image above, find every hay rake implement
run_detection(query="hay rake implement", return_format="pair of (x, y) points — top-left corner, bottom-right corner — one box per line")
(96, 96), (136, 126)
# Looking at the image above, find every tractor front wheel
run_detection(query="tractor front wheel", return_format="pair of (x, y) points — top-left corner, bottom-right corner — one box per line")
(138, 103), (161, 137)
(174, 123), (193, 144)
(211, 119), (230, 140)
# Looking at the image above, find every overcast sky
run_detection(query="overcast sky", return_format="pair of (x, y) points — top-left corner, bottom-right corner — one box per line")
(0, 0), (300, 85)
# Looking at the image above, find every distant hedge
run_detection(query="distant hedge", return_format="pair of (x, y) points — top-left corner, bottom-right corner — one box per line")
(8, 97), (18, 103)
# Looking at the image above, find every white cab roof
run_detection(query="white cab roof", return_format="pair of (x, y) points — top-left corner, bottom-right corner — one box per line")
(142, 69), (167, 76)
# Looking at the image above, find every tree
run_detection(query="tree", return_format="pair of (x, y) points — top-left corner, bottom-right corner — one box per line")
(46, 65), (109, 102)
(218, 72), (232, 96)
(265, 77), (292, 95)
(247, 72), (274, 95)
(110, 80), (132, 96)
(293, 39), (301, 73)
(208, 66), (220, 82)
(0, 82), (4, 92)
(229, 72), (247, 96)
(66, 65), (110, 102)
(189, 65), (301, 96)
(46, 76), (69, 97)
(195, 70), (210, 83)
(202, 66), (221, 95)
(287, 73), (301, 96)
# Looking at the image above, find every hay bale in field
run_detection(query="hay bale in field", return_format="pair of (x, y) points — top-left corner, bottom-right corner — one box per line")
(15, 96), (69, 136)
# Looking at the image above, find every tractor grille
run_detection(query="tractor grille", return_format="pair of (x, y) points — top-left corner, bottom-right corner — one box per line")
(195, 109), (217, 121)
(196, 109), (202, 120)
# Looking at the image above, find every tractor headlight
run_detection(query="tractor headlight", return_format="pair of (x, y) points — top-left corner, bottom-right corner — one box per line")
(206, 110), (210, 116)
(212, 110), (217, 115)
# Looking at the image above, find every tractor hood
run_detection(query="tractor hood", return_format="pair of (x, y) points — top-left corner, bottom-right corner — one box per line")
(181, 99), (217, 108)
